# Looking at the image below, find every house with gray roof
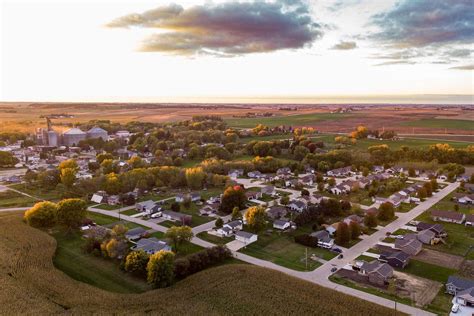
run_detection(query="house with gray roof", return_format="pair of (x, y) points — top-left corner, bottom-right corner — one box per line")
(379, 251), (410, 269)
(446, 276), (474, 295)
(273, 219), (291, 230)
(125, 227), (147, 241)
(235, 231), (258, 244)
(132, 237), (171, 255)
(359, 260), (394, 286)
(310, 230), (334, 249)
(394, 237), (422, 256)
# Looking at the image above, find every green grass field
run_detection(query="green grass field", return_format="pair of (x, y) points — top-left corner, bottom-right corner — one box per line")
(239, 231), (336, 271)
(52, 231), (151, 293)
(9, 184), (65, 201)
(196, 232), (234, 245)
(0, 190), (36, 207)
(401, 118), (474, 131)
(226, 113), (353, 128)
(401, 260), (457, 283)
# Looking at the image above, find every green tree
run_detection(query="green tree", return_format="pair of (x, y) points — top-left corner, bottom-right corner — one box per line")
(328, 177), (336, 186)
(335, 222), (351, 246)
(280, 195), (290, 205)
(165, 226), (194, 253)
(349, 221), (361, 240)
(24, 201), (58, 227)
(112, 224), (128, 238)
(58, 159), (78, 172)
(147, 250), (175, 288)
(97, 153), (114, 164)
(364, 212), (378, 228)
(103, 172), (121, 194)
(377, 202), (395, 221)
(244, 206), (266, 232)
(56, 198), (87, 230)
(231, 207), (241, 220)
(430, 179), (438, 191)
(417, 187), (427, 199)
(215, 217), (224, 228)
(0, 151), (18, 167)
(219, 186), (247, 214)
(124, 250), (149, 277)
(102, 238), (127, 259)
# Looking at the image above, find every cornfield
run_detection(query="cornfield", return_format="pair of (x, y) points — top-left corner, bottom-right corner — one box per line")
(0, 211), (404, 315)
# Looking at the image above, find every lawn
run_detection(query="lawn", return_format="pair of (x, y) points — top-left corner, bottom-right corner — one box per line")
(401, 118), (474, 131)
(416, 202), (474, 259)
(9, 183), (69, 201)
(94, 203), (121, 210)
(196, 232), (234, 245)
(52, 231), (151, 293)
(225, 113), (353, 128)
(239, 231), (336, 271)
(120, 208), (140, 216)
(86, 211), (146, 230)
(401, 259), (457, 283)
(0, 190), (36, 207)
(355, 255), (377, 262)
(426, 289), (453, 316)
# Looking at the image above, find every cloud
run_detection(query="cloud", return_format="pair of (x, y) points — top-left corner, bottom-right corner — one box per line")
(374, 60), (416, 66)
(108, 1), (323, 56)
(331, 41), (357, 50)
(450, 64), (474, 70)
(371, 0), (474, 48)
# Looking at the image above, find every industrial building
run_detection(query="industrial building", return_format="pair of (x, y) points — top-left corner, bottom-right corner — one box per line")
(86, 127), (108, 141)
(63, 128), (87, 146)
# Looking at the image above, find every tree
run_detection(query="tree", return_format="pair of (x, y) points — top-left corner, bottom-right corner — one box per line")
(423, 182), (433, 197)
(124, 250), (149, 277)
(97, 153), (113, 164)
(0, 151), (18, 167)
(170, 202), (181, 212)
(328, 177), (336, 186)
(294, 145), (310, 160)
(219, 186), (247, 214)
(408, 167), (416, 177)
(165, 226), (193, 253)
(147, 250), (175, 288)
(364, 213), (378, 228)
(56, 198), (87, 230)
(60, 168), (77, 188)
(58, 159), (78, 172)
(24, 201), (58, 227)
(215, 217), (224, 228)
(112, 224), (128, 238)
(377, 202), (395, 221)
(103, 172), (121, 195)
(280, 195), (290, 205)
(101, 238), (127, 259)
(185, 167), (206, 190)
(317, 182), (325, 192)
(349, 221), (361, 240)
(335, 222), (351, 245)
(231, 207), (241, 220)
(430, 179), (438, 191)
(417, 187), (427, 199)
(244, 206), (267, 232)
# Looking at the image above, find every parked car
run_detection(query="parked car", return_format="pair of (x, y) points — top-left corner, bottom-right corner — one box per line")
(338, 254), (344, 259)
(451, 304), (459, 313)
(331, 247), (343, 253)
(331, 267), (337, 273)
(151, 212), (162, 218)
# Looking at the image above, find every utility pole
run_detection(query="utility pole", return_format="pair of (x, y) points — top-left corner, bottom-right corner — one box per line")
(305, 247), (308, 270)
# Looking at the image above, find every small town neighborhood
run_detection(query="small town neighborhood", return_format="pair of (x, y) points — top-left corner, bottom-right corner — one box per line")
(0, 117), (473, 316)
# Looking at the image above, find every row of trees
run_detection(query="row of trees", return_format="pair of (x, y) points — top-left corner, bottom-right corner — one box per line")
(24, 198), (87, 229)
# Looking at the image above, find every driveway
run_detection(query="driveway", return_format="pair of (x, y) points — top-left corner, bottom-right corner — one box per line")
(226, 240), (247, 251)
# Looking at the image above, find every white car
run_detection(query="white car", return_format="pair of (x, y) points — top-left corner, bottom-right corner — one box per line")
(150, 211), (162, 219)
(451, 303), (459, 313)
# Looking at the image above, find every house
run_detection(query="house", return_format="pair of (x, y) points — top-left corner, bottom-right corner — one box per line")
(247, 170), (263, 178)
(288, 199), (307, 212)
(175, 194), (186, 203)
(394, 237), (422, 255)
(277, 167), (292, 176)
(217, 226), (233, 237)
(310, 230), (334, 249)
(312, 193), (325, 204)
(327, 166), (353, 177)
(465, 214), (474, 227)
(324, 222), (339, 236)
(107, 195), (120, 205)
(228, 169), (244, 179)
(224, 220), (243, 231)
(431, 210), (465, 224)
(416, 222), (446, 237)
(91, 192), (106, 204)
(266, 205), (287, 220)
(373, 165), (384, 173)
(285, 179), (302, 188)
(379, 251), (410, 269)
(273, 219), (291, 230)
(132, 237), (171, 254)
(189, 192), (201, 202)
(162, 210), (192, 223)
(453, 193), (474, 205)
(416, 230), (436, 245)
(359, 261), (394, 286)
(245, 191), (262, 200)
(260, 174), (275, 182)
(136, 200), (156, 213)
(235, 231), (258, 244)
(343, 214), (363, 226)
(373, 197), (387, 205)
(446, 276), (474, 295)
(200, 203), (218, 216)
(300, 174), (315, 186)
(261, 185), (275, 196)
(453, 287), (474, 311)
(125, 227), (147, 241)
(465, 183), (474, 193)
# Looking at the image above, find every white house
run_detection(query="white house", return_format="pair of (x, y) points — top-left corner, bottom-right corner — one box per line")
(91, 193), (105, 204)
(288, 200), (307, 212)
(273, 219), (291, 230)
(235, 231), (258, 244)
(310, 230), (334, 249)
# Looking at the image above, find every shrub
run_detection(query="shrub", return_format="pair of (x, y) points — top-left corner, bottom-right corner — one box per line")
(294, 234), (317, 248)
(174, 245), (231, 280)
(24, 201), (58, 228)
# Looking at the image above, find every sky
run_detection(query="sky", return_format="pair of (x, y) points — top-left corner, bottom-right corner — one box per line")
(1, 0), (473, 103)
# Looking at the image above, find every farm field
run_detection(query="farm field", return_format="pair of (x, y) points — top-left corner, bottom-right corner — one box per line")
(401, 118), (474, 131)
(225, 112), (354, 128)
(0, 211), (403, 315)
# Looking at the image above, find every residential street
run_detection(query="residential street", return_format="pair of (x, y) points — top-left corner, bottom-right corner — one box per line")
(1, 180), (458, 316)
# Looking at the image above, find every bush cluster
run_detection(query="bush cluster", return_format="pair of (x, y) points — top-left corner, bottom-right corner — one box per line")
(174, 245), (232, 279)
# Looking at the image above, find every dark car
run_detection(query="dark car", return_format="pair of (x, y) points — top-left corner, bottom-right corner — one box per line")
(331, 247), (343, 253)
(338, 254), (344, 259)
(330, 267), (338, 273)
